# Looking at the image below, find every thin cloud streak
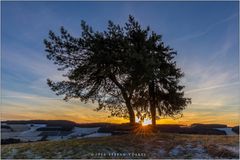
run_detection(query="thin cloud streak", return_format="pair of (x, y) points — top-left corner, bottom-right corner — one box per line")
(185, 81), (240, 94)
(174, 13), (238, 42)
(1, 96), (62, 100)
(191, 102), (239, 107)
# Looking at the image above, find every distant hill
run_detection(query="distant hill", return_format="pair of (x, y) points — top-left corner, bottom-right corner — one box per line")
(2, 120), (76, 125)
(1, 120), (111, 128)
(1, 120), (230, 128)
(2, 120), (232, 135)
(191, 123), (227, 129)
(99, 123), (226, 135)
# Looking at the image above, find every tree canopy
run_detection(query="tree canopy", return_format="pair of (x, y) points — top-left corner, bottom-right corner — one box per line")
(44, 15), (191, 125)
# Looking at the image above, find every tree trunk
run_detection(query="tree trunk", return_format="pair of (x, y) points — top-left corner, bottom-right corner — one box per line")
(126, 99), (135, 125)
(109, 75), (135, 125)
(150, 105), (156, 126)
(149, 81), (156, 126)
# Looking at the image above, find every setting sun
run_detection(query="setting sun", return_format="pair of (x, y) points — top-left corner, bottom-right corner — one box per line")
(136, 117), (152, 126)
(142, 119), (152, 126)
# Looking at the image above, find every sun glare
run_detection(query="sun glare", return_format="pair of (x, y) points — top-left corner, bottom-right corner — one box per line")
(136, 117), (152, 126)
(142, 119), (152, 126)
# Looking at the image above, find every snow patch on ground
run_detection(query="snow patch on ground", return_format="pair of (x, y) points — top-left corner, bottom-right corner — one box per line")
(83, 133), (111, 138)
(169, 145), (184, 156)
(215, 128), (237, 135)
(169, 143), (211, 158)
(66, 127), (100, 138)
(6, 148), (18, 159)
(46, 136), (65, 141)
(220, 145), (239, 155)
(158, 149), (166, 156)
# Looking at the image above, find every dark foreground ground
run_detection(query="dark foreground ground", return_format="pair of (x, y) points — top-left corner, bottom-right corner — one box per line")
(1, 131), (239, 159)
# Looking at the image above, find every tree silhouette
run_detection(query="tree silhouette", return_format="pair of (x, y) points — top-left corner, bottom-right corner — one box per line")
(116, 16), (191, 125)
(44, 15), (190, 126)
(44, 17), (139, 124)
(125, 16), (191, 125)
(144, 41), (192, 125)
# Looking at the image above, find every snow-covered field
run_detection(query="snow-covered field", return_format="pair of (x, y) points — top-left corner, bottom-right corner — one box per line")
(67, 127), (100, 138)
(215, 128), (237, 135)
(2, 124), (46, 141)
(7, 124), (30, 132)
(1, 132), (22, 139)
(83, 133), (112, 138)
(15, 124), (46, 141)
(1, 124), (111, 142)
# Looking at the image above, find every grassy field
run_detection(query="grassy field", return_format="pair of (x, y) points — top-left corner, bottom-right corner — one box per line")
(1, 132), (239, 159)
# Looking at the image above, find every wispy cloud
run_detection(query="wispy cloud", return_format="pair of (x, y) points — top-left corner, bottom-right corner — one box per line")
(174, 13), (238, 42)
(185, 81), (240, 94)
(1, 91), (125, 123)
(181, 30), (239, 93)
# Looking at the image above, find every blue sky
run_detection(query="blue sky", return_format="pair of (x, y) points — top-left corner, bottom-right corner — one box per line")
(1, 1), (239, 125)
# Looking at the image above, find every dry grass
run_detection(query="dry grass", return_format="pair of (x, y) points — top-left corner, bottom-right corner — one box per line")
(1, 132), (239, 159)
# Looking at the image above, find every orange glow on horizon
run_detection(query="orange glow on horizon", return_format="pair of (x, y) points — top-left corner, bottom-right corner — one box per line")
(1, 105), (239, 127)
(1, 113), (239, 127)
(2, 90), (239, 127)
